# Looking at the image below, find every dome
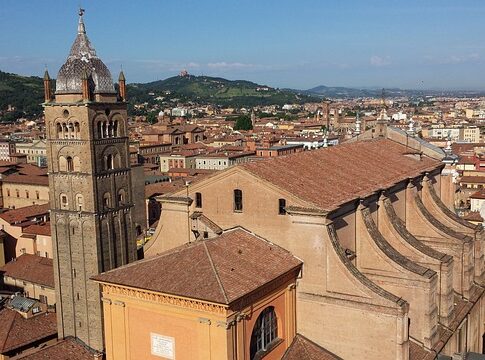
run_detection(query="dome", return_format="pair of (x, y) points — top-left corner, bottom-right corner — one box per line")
(55, 12), (115, 94)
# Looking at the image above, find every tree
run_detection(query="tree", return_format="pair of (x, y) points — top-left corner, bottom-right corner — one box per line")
(233, 115), (253, 131)
(146, 111), (158, 124)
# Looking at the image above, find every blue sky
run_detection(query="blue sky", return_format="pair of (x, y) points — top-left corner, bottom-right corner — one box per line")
(1, 0), (485, 89)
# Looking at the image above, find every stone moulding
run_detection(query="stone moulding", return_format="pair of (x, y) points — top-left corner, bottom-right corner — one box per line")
(414, 195), (472, 243)
(326, 223), (408, 308)
(101, 283), (227, 315)
(383, 199), (452, 263)
(425, 181), (479, 231)
(361, 207), (436, 279)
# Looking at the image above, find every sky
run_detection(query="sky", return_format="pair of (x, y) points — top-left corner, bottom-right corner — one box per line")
(1, 0), (485, 90)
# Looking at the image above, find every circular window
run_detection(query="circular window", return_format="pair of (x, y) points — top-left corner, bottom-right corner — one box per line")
(63, 109), (69, 118)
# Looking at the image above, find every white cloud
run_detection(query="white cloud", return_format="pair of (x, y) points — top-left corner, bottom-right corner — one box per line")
(207, 62), (258, 70)
(370, 55), (391, 67)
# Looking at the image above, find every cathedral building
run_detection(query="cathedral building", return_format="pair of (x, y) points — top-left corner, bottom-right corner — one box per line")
(149, 131), (485, 359)
(43, 10), (138, 352)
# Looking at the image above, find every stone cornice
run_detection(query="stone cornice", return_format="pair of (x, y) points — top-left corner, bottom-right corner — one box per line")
(99, 283), (228, 315)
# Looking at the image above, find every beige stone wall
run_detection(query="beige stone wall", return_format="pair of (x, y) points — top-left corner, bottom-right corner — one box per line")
(2, 276), (55, 305)
(152, 168), (409, 360)
(99, 278), (297, 360)
(2, 183), (49, 209)
(45, 99), (138, 352)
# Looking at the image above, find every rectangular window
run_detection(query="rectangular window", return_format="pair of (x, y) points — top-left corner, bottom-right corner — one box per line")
(234, 189), (243, 212)
(278, 199), (286, 215)
(39, 295), (47, 304)
(195, 192), (202, 208)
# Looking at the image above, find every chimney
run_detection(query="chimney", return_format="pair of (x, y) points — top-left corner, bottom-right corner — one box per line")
(119, 70), (126, 101)
(43, 70), (52, 102)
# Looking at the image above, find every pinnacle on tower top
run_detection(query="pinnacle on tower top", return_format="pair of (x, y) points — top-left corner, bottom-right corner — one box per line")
(78, 8), (86, 34)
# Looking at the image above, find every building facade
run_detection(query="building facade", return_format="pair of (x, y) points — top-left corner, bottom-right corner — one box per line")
(149, 137), (485, 359)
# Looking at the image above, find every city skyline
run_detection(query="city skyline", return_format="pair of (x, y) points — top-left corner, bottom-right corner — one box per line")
(1, 0), (485, 90)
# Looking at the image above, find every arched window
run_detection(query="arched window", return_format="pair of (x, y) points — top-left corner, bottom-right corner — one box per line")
(103, 193), (111, 208)
(106, 154), (114, 170)
(107, 121), (112, 137)
(73, 156), (81, 172)
(74, 122), (80, 139)
(234, 189), (243, 212)
(56, 123), (62, 138)
(66, 156), (74, 172)
(62, 123), (69, 139)
(195, 192), (202, 208)
(76, 194), (84, 211)
(25, 190), (29, 199)
(15, 189), (19, 198)
(36, 191), (39, 200)
(250, 307), (278, 359)
(60, 194), (68, 210)
(97, 122), (102, 139)
(278, 199), (286, 215)
(118, 189), (126, 205)
(113, 120), (119, 137)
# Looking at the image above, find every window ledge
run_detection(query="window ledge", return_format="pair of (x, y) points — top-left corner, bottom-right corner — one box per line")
(253, 338), (283, 360)
(233, 210), (243, 213)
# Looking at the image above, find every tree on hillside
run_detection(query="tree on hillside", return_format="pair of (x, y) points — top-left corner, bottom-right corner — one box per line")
(233, 115), (253, 131)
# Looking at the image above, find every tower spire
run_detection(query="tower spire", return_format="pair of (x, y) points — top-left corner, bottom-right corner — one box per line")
(78, 8), (86, 34)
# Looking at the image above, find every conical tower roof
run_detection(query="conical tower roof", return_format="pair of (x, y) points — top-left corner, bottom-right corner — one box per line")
(55, 9), (115, 94)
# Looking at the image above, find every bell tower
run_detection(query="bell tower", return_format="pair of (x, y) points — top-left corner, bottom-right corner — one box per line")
(44, 9), (137, 352)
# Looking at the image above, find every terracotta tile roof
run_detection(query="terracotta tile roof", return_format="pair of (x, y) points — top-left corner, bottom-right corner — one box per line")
(0, 309), (56, 353)
(0, 204), (49, 225)
(282, 334), (343, 360)
(93, 228), (302, 305)
(0, 254), (54, 288)
(145, 180), (186, 198)
(463, 211), (483, 222)
(17, 337), (100, 360)
(2, 174), (49, 186)
(460, 176), (485, 184)
(241, 139), (441, 212)
(22, 222), (51, 237)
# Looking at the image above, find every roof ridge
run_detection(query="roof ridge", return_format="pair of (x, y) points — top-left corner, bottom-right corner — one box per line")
(0, 310), (17, 352)
(203, 242), (229, 304)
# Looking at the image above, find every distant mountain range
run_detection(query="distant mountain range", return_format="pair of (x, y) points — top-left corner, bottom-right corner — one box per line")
(2, 69), (485, 121)
(302, 84), (485, 98)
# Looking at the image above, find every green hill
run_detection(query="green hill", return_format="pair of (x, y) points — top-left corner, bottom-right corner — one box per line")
(0, 70), (318, 122)
(0, 70), (44, 121)
(130, 75), (317, 107)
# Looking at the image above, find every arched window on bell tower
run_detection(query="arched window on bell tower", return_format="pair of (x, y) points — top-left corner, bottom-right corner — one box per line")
(66, 156), (74, 172)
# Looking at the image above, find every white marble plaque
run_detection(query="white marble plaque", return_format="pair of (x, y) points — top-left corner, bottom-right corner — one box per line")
(151, 333), (175, 359)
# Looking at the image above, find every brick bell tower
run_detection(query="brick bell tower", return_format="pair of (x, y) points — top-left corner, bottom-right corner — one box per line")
(43, 9), (136, 352)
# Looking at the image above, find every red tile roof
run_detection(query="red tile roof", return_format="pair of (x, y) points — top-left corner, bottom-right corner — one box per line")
(241, 139), (441, 212)
(22, 222), (51, 237)
(282, 334), (343, 360)
(0, 204), (49, 225)
(93, 228), (302, 305)
(0, 254), (54, 288)
(2, 174), (49, 186)
(17, 337), (100, 360)
(460, 176), (485, 184)
(145, 180), (186, 198)
(0, 309), (56, 353)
